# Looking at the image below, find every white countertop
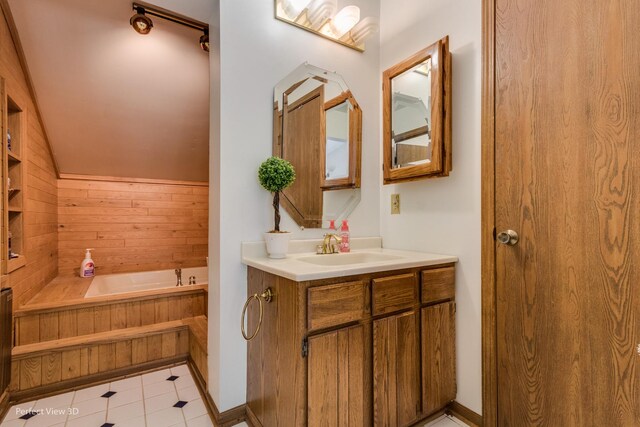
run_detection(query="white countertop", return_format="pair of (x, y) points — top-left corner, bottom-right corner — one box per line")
(241, 237), (458, 281)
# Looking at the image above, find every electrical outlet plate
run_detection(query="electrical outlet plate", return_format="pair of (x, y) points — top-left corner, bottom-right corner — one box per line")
(391, 194), (400, 214)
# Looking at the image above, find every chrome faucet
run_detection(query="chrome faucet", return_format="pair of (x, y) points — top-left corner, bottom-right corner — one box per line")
(319, 233), (342, 254)
(175, 268), (183, 286)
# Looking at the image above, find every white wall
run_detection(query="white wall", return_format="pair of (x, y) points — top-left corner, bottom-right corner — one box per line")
(379, 0), (482, 414)
(211, 0), (380, 411)
(207, 0), (221, 409)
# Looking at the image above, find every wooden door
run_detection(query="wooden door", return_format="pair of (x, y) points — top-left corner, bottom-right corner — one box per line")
(373, 310), (420, 427)
(493, 0), (640, 424)
(281, 86), (324, 228)
(307, 324), (367, 427)
(421, 302), (456, 416)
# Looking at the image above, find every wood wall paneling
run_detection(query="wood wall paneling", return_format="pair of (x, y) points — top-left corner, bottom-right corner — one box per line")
(0, 2), (58, 308)
(57, 179), (208, 275)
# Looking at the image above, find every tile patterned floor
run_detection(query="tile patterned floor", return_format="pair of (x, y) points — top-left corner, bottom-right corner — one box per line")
(0, 363), (469, 427)
(0, 364), (213, 427)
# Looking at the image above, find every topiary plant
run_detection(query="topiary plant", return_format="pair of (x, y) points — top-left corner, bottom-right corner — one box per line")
(258, 156), (296, 232)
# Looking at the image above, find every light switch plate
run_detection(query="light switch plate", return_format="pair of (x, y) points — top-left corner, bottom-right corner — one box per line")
(391, 194), (400, 215)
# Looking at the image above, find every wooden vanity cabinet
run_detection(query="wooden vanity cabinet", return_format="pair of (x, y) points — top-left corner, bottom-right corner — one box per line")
(245, 264), (456, 427)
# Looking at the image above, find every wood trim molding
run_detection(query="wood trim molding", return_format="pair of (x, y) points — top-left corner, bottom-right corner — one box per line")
(15, 285), (207, 317)
(12, 321), (189, 359)
(245, 404), (262, 427)
(9, 356), (187, 403)
(324, 90), (351, 110)
(58, 174), (208, 187)
(393, 125), (429, 144)
(447, 401), (483, 427)
(188, 359), (248, 427)
(212, 402), (247, 427)
(481, 0), (497, 425)
(0, 0), (60, 177)
(321, 91), (362, 190)
(0, 389), (10, 421)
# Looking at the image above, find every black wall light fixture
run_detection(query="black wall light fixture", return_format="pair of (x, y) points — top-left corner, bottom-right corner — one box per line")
(130, 2), (210, 52)
(199, 29), (210, 53)
(130, 6), (153, 34)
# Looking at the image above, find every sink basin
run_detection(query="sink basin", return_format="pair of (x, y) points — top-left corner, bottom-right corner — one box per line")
(297, 252), (402, 266)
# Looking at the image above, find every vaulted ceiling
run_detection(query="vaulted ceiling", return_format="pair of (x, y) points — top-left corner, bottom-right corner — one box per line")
(8, 0), (212, 182)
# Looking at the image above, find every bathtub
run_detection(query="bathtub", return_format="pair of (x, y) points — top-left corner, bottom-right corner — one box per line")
(85, 266), (208, 298)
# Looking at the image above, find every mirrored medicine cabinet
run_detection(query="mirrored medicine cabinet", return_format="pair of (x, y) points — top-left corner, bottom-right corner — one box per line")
(383, 36), (452, 184)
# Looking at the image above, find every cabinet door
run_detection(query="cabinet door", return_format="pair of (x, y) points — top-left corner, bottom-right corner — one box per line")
(422, 301), (456, 415)
(308, 324), (366, 427)
(373, 310), (420, 427)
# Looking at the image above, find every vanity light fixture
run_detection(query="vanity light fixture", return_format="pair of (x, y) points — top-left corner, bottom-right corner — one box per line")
(130, 2), (209, 53)
(275, 0), (378, 52)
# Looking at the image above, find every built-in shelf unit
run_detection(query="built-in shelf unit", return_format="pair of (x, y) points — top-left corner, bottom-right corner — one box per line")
(1, 78), (26, 274)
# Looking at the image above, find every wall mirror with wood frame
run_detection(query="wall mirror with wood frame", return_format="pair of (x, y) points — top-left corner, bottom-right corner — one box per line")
(274, 63), (362, 229)
(383, 36), (451, 184)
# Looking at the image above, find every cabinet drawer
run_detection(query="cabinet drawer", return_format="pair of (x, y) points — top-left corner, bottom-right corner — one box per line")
(421, 266), (455, 304)
(372, 273), (418, 316)
(308, 281), (367, 331)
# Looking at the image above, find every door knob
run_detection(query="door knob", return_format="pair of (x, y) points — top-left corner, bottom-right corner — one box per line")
(497, 229), (519, 246)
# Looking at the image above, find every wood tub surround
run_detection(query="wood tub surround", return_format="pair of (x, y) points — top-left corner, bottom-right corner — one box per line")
(11, 321), (189, 394)
(246, 264), (456, 427)
(9, 319), (210, 397)
(6, 277), (209, 398)
(183, 315), (208, 385)
(14, 278), (207, 346)
(9, 316), (209, 401)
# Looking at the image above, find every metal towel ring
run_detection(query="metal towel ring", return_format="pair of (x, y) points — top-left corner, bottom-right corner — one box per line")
(241, 288), (273, 341)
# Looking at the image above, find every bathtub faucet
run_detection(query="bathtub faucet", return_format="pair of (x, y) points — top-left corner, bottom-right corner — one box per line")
(175, 268), (183, 286)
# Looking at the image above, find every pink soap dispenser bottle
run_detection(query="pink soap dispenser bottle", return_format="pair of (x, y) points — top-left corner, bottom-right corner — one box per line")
(339, 220), (350, 253)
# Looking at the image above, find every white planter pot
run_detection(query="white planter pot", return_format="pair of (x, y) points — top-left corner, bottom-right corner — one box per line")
(264, 232), (291, 259)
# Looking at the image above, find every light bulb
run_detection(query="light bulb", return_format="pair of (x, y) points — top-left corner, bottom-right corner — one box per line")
(307, 0), (337, 30)
(282, 0), (312, 20)
(329, 6), (360, 38)
(349, 16), (378, 44)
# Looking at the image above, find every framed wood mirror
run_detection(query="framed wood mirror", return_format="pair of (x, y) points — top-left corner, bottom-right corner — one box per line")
(382, 36), (451, 184)
(321, 90), (361, 190)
